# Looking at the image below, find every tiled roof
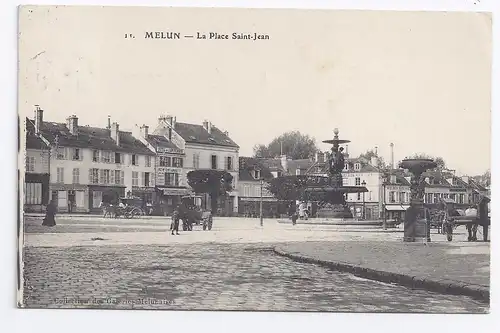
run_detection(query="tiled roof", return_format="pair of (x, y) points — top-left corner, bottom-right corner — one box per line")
(287, 159), (314, 175)
(260, 158), (285, 172)
(239, 157), (274, 181)
(145, 134), (179, 150)
(174, 122), (239, 148)
(25, 119), (48, 150)
(33, 119), (155, 155)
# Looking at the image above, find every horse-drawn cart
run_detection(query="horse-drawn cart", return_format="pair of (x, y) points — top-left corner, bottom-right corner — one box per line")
(112, 197), (144, 219)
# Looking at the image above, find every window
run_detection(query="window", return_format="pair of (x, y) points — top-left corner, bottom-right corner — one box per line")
(145, 156), (151, 167)
(225, 156), (233, 170)
(24, 183), (42, 205)
(449, 193), (456, 202)
(433, 193), (440, 203)
(92, 191), (102, 208)
(26, 156), (35, 172)
(243, 185), (250, 197)
(192, 154), (200, 169)
(211, 155), (218, 169)
(165, 173), (179, 186)
(144, 172), (151, 187)
(99, 169), (110, 184)
(160, 156), (171, 167)
(357, 193), (361, 201)
(102, 151), (111, 163)
(354, 163), (361, 171)
(131, 154), (137, 166)
(344, 163), (349, 171)
(56, 147), (66, 160)
(72, 168), (80, 184)
(342, 178), (349, 186)
(114, 170), (121, 185)
(459, 194), (465, 204)
(56, 167), (64, 183)
(72, 148), (81, 161)
(399, 192), (405, 203)
(90, 168), (99, 184)
(355, 177), (361, 186)
(254, 170), (261, 179)
(389, 191), (395, 203)
(132, 171), (138, 186)
(115, 152), (121, 164)
(426, 193), (433, 204)
(172, 157), (183, 168)
(92, 150), (99, 162)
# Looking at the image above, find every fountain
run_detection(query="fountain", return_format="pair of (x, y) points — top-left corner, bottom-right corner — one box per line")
(399, 158), (438, 242)
(304, 128), (368, 219)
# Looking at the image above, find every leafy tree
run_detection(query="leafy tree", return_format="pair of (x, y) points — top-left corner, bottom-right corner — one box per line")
(472, 169), (490, 187)
(408, 153), (446, 169)
(253, 131), (318, 160)
(357, 149), (388, 169)
(266, 175), (331, 203)
(187, 169), (233, 215)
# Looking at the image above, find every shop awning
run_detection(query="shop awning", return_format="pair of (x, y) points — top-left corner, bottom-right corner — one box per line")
(156, 187), (192, 196)
(240, 197), (278, 202)
(385, 205), (410, 211)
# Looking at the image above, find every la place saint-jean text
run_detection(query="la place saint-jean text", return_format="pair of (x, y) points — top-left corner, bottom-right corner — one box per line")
(126, 31), (270, 40)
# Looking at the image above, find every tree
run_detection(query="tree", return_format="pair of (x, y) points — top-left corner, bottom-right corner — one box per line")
(357, 149), (388, 169)
(409, 153), (446, 169)
(187, 169), (233, 215)
(253, 131), (318, 160)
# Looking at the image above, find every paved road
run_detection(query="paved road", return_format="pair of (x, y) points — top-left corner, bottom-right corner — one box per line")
(22, 243), (488, 312)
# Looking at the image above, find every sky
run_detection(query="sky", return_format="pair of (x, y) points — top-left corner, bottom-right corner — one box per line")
(18, 6), (492, 175)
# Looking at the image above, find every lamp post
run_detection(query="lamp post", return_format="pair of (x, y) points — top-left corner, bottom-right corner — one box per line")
(260, 178), (264, 227)
(361, 180), (366, 220)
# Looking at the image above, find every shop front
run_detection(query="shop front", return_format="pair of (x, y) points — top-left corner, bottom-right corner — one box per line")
(238, 197), (279, 218)
(132, 186), (157, 213)
(24, 173), (50, 213)
(49, 183), (91, 213)
(155, 186), (192, 216)
(88, 185), (126, 214)
(385, 204), (410, 222)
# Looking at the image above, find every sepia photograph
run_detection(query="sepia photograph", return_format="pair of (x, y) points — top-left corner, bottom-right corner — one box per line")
(17, 4), (491, 314)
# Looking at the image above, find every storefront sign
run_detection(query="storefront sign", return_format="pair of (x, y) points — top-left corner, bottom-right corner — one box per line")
(132, 187), (155, 193)
(157, 147), (184, 154)
(158, 187), (191, 196)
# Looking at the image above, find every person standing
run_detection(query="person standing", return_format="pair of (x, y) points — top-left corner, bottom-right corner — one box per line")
(67, 198), (73, 214)
(171, 208), (180, 235)
(42, 200), (57, 227)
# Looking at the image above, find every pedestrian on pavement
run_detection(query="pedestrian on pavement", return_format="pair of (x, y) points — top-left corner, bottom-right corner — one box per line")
(67, 198), (73, 214)
(42, 199), (57, 227)
(171, 208), (180, 235)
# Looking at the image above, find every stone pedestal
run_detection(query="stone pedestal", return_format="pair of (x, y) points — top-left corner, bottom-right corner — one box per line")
(404, 201), (431, 242)
(317, 203), (353, 219)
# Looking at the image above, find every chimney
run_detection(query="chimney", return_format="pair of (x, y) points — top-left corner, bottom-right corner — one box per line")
(223, 130), (229, 136)
(280, 155), (288, 172)
(173, 116), (177, 129)
(375, 146), (378, 156)
(158, 114), (167, 125)
(34, 105), (43, 134)
(165, 115), (173, 126)
(203, 120), (212, 134)
(345, 144), (349, 158)
(107, 115), (111, 130)
(140, 124), (149, 138)
(111, 122), (120, 146)
(370, 156), (378, 167)
(66, 115), (79, 135)
(390, 143), (394, 169)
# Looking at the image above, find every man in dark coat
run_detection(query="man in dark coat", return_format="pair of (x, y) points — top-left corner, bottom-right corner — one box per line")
(42, 200), (57, 227)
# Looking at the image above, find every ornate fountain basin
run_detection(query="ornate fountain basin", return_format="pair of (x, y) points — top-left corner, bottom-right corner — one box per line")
(399, 158), (437, 174)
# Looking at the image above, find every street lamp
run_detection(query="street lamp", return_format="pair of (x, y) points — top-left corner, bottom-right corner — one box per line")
(361, 180), (366, 220)
(382, 174), (388, 230)
(260, 178), (264, 227)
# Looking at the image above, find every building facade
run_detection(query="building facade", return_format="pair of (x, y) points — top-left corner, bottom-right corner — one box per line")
(134, 124), (190, 214)
(153, 116), (239, 215)
(238, 157), (283, 217)
(32, 106), (156, 213)
(24, 117), (50, 212)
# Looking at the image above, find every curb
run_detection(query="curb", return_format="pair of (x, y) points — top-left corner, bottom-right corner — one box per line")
(273, 247), (490, 303)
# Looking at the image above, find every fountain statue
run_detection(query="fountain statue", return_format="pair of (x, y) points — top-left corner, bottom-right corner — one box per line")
(399, 158), (438, 242)
(305, 128), (368, 219)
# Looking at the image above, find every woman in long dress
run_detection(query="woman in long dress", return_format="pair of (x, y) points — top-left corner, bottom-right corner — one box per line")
(42, 200), (57, 227)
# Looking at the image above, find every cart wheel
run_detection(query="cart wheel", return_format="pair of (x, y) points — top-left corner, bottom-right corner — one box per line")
(447, 233), (452, 242)
(203, 224), (207, 231)
(208, 223), (212, 231)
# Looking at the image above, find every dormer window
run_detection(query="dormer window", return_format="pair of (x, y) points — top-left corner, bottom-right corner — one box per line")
(354, 163), (361, 171)
(344, 163), (349, 171)
(254, 169), (261, 179)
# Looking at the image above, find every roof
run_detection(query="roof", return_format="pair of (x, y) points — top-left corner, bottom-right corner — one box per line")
(239, 157), (275, 181)
(32, 119), (155, 155)
(287, 159), (314, 175)
(25, 119), (48, 150)
(145, 134), (179, 150)
(296, 157), (380, 175)
(173, 122), (239, 148)
(260, 158), (285, 172)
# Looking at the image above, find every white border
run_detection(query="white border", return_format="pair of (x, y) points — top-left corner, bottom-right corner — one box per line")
(2, 1), (498, 333)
